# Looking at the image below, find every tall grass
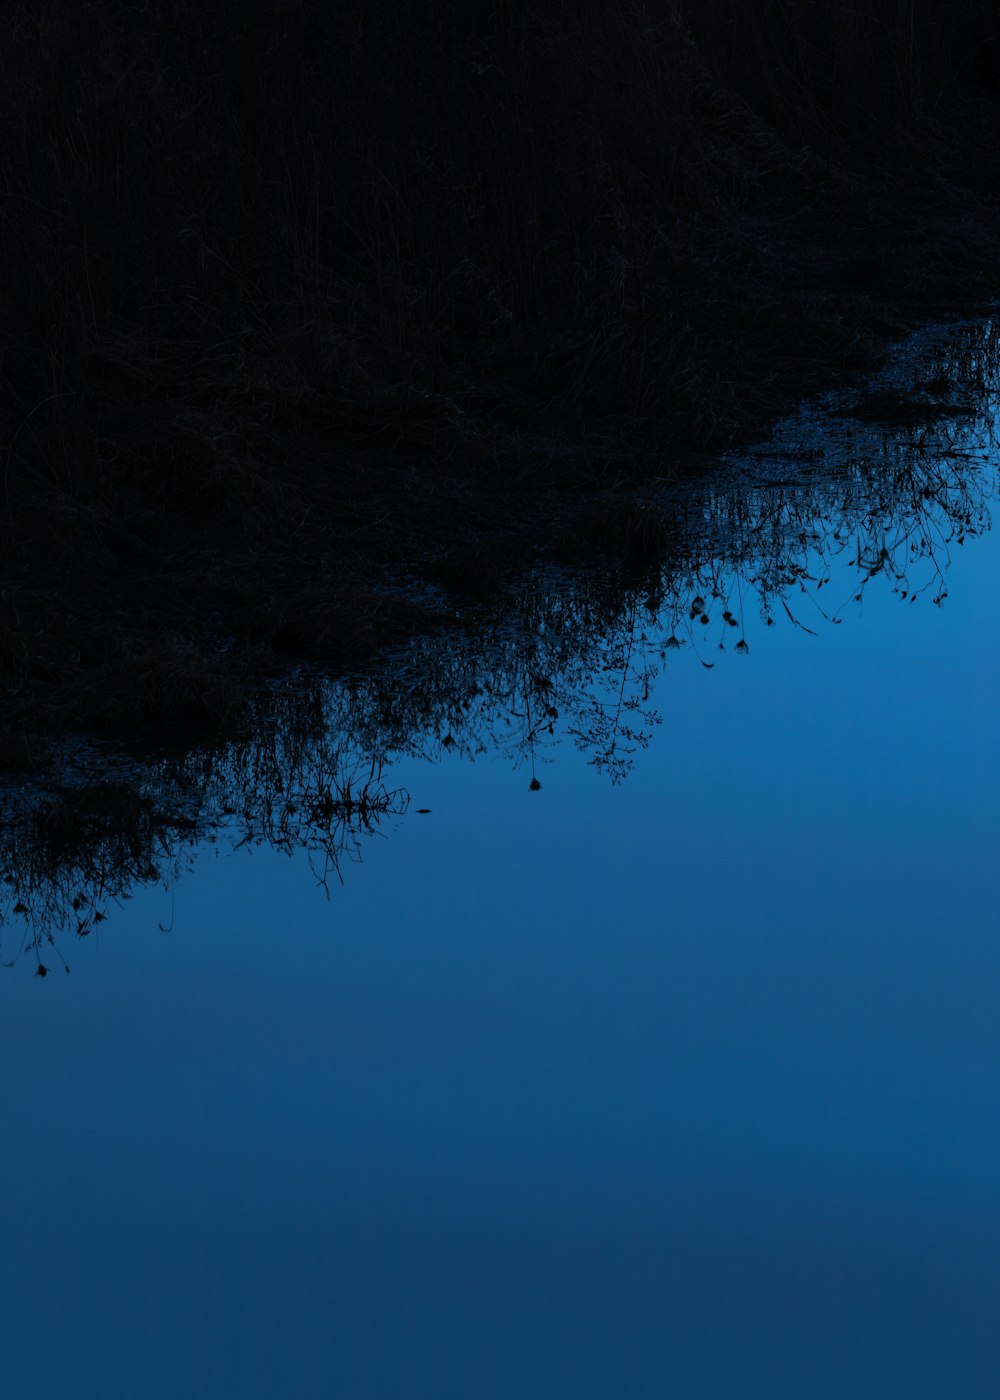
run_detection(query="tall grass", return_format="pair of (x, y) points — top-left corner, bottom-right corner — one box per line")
(5, 316), (996, 959)
(1, 0), (999, 738)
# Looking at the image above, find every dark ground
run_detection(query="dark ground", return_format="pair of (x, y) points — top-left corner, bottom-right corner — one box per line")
(3, 0), (1000, 763)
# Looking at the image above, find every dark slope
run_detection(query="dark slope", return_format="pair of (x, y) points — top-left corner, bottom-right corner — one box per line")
(2, 0), (999, 747)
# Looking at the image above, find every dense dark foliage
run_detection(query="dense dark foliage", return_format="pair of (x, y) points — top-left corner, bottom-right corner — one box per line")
(2, 0), (999, 741)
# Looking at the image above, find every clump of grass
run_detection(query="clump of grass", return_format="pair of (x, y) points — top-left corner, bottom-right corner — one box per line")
(30, 784), (160, 861)
(558, 498), (674, 570)
(425, 538), (531, 599)
(845, 389), (976, 423)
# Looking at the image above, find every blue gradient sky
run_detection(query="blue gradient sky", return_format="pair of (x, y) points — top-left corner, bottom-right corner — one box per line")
(2, 437), (999, 1395)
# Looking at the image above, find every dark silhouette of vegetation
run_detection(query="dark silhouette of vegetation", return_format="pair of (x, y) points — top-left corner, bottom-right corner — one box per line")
(2, 2), (1000, 745)
(2, 319), (996, 970)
